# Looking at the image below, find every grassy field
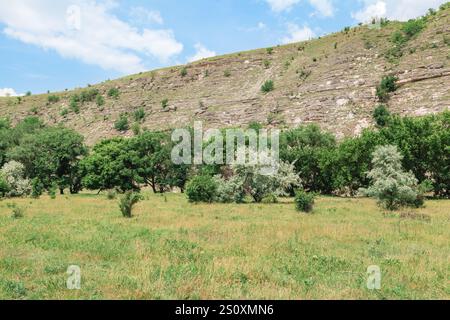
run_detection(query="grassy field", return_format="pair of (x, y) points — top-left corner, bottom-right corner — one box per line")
(0, 193), (448, 300)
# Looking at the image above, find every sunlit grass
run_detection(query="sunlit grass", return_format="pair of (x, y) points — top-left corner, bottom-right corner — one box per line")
(0, 193), (448, 300)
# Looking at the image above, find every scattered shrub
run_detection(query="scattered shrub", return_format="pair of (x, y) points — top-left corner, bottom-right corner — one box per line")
(376, 76), (398, 102)
(70, 96), (80, 114)
(402, 18), (425, 39)
(31, 178), (44, 199)
(180, 67), (188, 77)
(295, 190), (315, 213)
(391, 31), (406, 46)
(119, 191), (142, 218)
(373, 104), (391, 127)
(30, 106), (38, 115)
(161, 98), (169, 109)
(25, 91), (32, 96)
(263, 60), (271, 69)
(266, 47), (274, 54)
(47, 184), (57, 199)
(298, 69), (311, 80)
(0, 174), (10, 197)
(133, 108), (146, 122)
(213, 176), (245, 203)
(108, 88), (120, 99)
(80, 88), (99, 103)
(60, 108), (69, 117)
(114, 114), (129, 132)
(186, 175), (217, 203)
(131, 123), (141, 136)
(47, 95), (60, 104)
(224, 70), (231, 77)
(96, 95), (105, 107)
(261, 80), (274, 93)
(106, 189), (117, 200)
(7, 203), (25, 219)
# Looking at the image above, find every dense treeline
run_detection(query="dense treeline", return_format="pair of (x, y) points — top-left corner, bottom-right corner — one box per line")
(0, 111), (448, 199)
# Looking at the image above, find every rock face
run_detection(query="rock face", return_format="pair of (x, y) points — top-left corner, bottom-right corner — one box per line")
(1, 8), (449, 145)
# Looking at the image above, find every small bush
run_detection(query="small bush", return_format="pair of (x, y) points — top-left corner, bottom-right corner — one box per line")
(263, 60), (271, 69)
(131, 123), (141, 136)
(213, 176), (245, 204)
(31, 178), (44, 199)
(295, 190), (316, 213)
(376, 76), (398, 102)
(161, 98), (169, 109)
(402, 18), (425, 39)
(48, 183), (57, 199)
(80, 88), (99, 103)
(106, 189), (117, 200)
(114, 114), (129, 132)
(108, 88), (120, 99)
(133, 108), (145, 122)
(186, 175), (217, 203)
(60, 108), (69, 117)
(96, 95), (105, 107)
(261, 80), (274, 93)
(224, 70), (231, 77)
(262, 193), (278, 204)
(70, 96), (80, 114)
(8, 203), (25, 219)
(47, 95), (60, 104)
(298, 69), (311, 80)
(0, 174), (10, 197)
(180, 67), (188, 77)
(373, 104), (391, 127)
(119, 191), (142, 218)
(266, 47), (274, 54)
(391, 31), (406, 46)
(25, 91), (32, 96)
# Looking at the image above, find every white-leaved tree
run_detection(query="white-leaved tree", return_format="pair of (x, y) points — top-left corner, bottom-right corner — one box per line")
(0, 161), (31, 197)
(361, 145), (420, 210)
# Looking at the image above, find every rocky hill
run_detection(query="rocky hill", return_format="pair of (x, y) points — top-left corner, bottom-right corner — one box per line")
(1, 5), (449, 145)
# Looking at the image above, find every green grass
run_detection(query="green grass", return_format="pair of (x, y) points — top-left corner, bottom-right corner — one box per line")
(0, 193), (448, 300)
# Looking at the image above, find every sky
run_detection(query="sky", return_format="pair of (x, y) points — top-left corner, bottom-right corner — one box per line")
(0, 0), (447, 96)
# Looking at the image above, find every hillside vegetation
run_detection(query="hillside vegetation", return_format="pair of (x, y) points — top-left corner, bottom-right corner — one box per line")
(0, 4), (449, 145)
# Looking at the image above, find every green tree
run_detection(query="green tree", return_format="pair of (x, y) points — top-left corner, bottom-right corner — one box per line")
(130, 131), (189, 193)
(333, 130), (386, 195)
(8, 127), (88, 194)
(280, 124), (336, 194)
(81, 138), (140, 192)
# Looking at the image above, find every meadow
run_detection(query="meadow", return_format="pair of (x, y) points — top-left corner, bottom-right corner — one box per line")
(0, 193), (448, 300)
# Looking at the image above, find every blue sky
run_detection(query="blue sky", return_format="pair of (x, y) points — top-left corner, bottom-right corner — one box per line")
(0, 0), (447, 96)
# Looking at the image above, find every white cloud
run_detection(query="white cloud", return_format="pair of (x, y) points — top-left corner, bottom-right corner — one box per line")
(265, 0), (334, 16)
(309, 0), (334, 17)
(352, 0), (447, 22)
(352, 1), (386, 22)
(188, 43), (216, 63)
(281, 23), (316, 44)
(130, 6), (163, 25)
(257, 22), (267, 29)
(266, 0), (300, 12)
(0, 0), (183, 74)
(0, 88), (21, 97)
